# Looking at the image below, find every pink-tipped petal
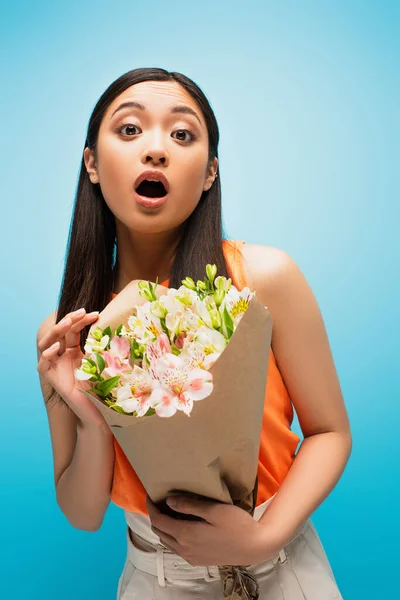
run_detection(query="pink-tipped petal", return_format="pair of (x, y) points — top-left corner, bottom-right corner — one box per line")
(177, 394), (194, 416)
(116, 385), (133, 401)
(185, 369), (214, 401)
(116, 398), (139, 413)
(157, 332), (172, 355)
(202, 352), (221, 370)
(154, 352), (183, 379)
(135, 394), (151, 417)
(110, 335), (131, 358)
(150, 387), (178, 418)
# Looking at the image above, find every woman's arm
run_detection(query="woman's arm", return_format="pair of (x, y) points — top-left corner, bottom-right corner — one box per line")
(37, 314), (115, 532)
(243, 245), (352, 549)
(55, 420), (115, 531)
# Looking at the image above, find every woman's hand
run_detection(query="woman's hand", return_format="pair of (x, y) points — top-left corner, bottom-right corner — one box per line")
(37, 308), (108, 428)
(146, 494), (281, 567)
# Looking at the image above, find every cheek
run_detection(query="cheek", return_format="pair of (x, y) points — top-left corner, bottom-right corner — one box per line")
(98, 144), (131, 186)
(176, 151), (209, 195)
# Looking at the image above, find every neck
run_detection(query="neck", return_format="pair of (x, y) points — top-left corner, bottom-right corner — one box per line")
(112, 221), (182, 293)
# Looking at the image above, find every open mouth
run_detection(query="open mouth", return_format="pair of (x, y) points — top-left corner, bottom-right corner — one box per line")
(135, 180), (168, 198)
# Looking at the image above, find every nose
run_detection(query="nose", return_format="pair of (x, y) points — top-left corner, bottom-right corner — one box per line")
(141, 133), (169, 166)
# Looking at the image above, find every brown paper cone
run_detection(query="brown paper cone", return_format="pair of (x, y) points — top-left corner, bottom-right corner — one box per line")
(81, 294), (272, 599)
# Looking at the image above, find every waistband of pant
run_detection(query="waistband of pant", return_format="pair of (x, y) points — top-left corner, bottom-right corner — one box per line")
(125, 494), (310, 587)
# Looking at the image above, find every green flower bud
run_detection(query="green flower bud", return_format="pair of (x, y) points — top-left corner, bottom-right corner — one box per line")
(210, 310), (222, 328)
(197, 280), (207, 291)
(92, 326), (104, 341)
(213, 289), (226, 307)
(139, 288), (153, 302)
(150, 301), (167, 319)
(214, 276), (227, 291)
(182, 277), (196, 291)
(82, 360), (97, 375)
(206, 264), (217, 284)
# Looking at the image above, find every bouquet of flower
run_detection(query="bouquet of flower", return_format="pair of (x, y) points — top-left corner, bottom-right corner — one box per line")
(77, 264), (273, 600)
(75, 265), (254, 420)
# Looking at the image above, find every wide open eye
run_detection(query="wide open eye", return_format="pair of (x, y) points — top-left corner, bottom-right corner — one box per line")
(172, 129), (196, 142)
(117, 124), (140, 136)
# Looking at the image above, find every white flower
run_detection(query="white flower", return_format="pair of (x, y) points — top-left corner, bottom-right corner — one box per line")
(221, 286), (255, 326)
(84, 333), (110, 354)
(127, 303), (163, 343)
(149, 353), (213, 417)
(115, 366), (161, 417)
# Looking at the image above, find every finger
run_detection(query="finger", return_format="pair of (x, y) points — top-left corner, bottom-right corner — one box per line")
(60, 311), (100, 354)
(151, 526), (178, 551)
(37, 313), (75, 353)
(146, 497), (187, 539)
(146, 495), (174, 528)
(38, 310), (98, 355)
(68, 311), (100, 334)
(37, 341), (61, 374)
(166, 496), (215, 523)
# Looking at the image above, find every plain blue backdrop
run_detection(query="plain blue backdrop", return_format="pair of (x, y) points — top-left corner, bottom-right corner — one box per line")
(1, 1), (398, 598)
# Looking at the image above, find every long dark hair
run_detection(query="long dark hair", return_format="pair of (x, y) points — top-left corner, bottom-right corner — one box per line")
(51, 67), (242, 407)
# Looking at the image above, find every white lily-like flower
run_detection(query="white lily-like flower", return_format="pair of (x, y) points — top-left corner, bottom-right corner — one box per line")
(115, 366), (161, 416)
(174, 285), (199, 307)
(222, 286), (255, 326)
(179, 341), (221, 371)
(74, 356), (97, 381)
(149, 353), (213, 417)
(84, 333), (110, 354)
(193, 326), (227, 355)
(193, 296), (215, 328)
(127, 303), (163, 343)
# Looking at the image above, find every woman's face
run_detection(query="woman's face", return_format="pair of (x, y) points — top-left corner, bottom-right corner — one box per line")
(84, 80), (218, 234)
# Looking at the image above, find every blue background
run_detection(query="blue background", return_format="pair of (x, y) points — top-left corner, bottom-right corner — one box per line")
(1, 1), (398, 598)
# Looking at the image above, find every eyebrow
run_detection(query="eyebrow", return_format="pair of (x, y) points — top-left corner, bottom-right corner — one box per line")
(110, 101), (202, 126)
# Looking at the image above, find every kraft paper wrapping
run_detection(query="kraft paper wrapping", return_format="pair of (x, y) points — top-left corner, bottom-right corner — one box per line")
(81, 288), (273, 599)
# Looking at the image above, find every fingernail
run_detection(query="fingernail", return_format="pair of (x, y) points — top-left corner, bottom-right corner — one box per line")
(87, 311), (99, 316)
(74, 308), (85, 315)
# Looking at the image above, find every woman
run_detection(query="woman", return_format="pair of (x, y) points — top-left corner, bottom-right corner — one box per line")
(36, 67), (350, 599)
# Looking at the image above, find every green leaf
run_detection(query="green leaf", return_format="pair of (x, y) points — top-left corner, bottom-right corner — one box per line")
(86, 387), (105, 398)
(85, 357), (98, 368)
(102, 326), (114, 347)
(130, 338), (143, 364)
(159, 317), (170, 336)
(116, 324), (123, 336)
(222, 305), (234, 340)
(95, 352), (106, 374)
(96, 375), (120, 396)
(170, 344), (180, 356)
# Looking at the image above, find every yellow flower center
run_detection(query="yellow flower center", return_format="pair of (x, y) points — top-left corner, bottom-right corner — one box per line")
(147, 322), (159, 337)
(231, 298), (249, 318)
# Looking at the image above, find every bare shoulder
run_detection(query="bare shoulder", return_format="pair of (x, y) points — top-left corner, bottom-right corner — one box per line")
(241, 243), (352, 439)
(241, 242), (317, 312)
(241, 243), (289, 293)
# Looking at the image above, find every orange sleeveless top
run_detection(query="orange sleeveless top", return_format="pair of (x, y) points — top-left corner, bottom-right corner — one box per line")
(109, 240), (300, 514)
